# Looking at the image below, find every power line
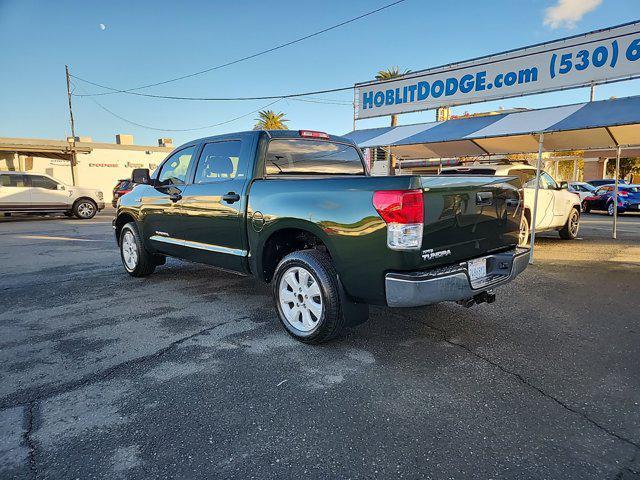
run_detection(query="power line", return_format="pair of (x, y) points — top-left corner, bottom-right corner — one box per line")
(77, 83), (283, 132)
(72, 81), (356, 102)
(71, 0), (408, 98)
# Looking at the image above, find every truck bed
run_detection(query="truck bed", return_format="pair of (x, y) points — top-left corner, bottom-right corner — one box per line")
(247, 174), (522, 305)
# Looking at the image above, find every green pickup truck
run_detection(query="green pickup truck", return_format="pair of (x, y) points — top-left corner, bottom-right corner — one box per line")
(114, 129), (529, 343)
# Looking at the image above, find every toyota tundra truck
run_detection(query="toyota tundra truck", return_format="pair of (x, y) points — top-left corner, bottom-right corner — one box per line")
(113, 129), (529, 343)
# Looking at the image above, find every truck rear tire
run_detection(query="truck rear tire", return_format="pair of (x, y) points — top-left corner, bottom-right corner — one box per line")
(273, 249), (347, 344)
(119, 222), (156, 277)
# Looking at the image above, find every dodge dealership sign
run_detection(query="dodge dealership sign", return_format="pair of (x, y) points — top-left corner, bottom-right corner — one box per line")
(356, 21), (640, 119)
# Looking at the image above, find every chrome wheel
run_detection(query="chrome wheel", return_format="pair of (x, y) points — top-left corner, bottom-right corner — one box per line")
(608, 203), (615, 216)
(278, 266), (323, 332)
(121, 230), (138, 271)
(77, 201), (95, 218)
(569, 210), (580, 237)
(518, 216), (529, 247)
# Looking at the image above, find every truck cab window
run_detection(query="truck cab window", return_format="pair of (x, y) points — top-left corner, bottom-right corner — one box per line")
(194, 141), (243, 183)
(265, 139), (365, 176)
(157, 146), (195, 186)
(31, 175), (59, 190)
(540, 172), (557, 190)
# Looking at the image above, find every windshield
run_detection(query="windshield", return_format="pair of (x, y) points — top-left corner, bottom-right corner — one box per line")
(265, 139), (365, 176)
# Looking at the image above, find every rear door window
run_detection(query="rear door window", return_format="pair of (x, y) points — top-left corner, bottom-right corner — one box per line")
(265, 139), (365, 176)
(508, 168), (537, 187)
(0, 174), (27, 187)
(194, 141), (243, 183)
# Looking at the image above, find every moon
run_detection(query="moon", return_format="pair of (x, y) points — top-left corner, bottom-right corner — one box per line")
(99, 23), (106, 31)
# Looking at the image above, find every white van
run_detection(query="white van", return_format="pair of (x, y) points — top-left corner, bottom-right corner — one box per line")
(0, 171), (105, 219)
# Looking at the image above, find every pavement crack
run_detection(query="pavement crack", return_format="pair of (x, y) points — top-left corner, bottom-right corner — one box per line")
(23, 401), (39, 479)
(404, 314), (640, 453)
(0, 316), (249, 411)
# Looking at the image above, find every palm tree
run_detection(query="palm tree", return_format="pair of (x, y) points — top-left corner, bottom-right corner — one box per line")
(254, 110), (289, 130)
(375, 67), (411, 127)
(375, 67), (411, 175)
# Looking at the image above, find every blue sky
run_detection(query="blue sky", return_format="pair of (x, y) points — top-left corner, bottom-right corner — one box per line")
(0, 0), (638, 146)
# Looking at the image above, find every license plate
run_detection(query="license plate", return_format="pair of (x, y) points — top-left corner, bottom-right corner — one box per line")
(468, 257), (487, 281)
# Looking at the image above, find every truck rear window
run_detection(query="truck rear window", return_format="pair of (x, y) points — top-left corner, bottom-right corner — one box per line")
(265, 139), (365, 176)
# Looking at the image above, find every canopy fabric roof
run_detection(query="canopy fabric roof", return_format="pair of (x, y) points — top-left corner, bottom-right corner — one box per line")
(344, 95), (640, 160)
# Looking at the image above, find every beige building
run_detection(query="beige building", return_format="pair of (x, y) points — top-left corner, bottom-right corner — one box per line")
(0, 135), (174, 198)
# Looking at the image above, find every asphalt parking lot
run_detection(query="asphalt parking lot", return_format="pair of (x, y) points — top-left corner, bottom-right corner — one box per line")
(1, 209), (639, 479)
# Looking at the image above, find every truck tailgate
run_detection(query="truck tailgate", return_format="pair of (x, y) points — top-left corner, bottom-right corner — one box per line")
(418, 175), (521, 268)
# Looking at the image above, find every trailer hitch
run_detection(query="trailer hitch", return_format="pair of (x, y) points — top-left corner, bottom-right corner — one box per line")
(456, 290), (496, 308)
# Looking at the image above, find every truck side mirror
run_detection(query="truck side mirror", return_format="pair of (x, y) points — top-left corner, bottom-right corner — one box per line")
(559, 181), (568, 189)
(132, 168), (151, 185)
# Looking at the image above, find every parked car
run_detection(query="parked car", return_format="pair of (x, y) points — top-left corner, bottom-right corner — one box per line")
(587, 178), (628, 187)
(113, 130), (529, 343)
(567, 181), (596, 209)
(0, 171), (105, 219)
(441, 163), (581, 246)
(582, 184), (640, 215)
(112, 179), (136, 207)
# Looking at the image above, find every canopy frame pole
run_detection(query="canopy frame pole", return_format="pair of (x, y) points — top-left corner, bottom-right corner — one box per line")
(529, 133), (544, 264)
(612, 145), (621, 239)
(573, 158), (578, 181)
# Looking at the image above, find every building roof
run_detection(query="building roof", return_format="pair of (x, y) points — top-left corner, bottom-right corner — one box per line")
(0, 137), (173, 160)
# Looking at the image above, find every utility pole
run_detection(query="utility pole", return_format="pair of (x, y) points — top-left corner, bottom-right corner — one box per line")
(65, 65), (78, 185)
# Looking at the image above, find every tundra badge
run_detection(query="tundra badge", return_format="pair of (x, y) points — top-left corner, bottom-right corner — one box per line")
(422, 248), (452, 261)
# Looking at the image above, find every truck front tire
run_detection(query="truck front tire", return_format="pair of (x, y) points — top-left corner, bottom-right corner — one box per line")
(119, 222), (156, 277)
(273, 249), (348, 344)
(559, 208), (580, 240)
(73, 198), (98, 219)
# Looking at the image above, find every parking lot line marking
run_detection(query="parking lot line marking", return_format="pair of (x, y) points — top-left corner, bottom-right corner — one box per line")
(14, 235), (102, 242)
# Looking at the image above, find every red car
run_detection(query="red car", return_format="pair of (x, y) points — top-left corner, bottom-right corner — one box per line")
(112, 179), (135, 207)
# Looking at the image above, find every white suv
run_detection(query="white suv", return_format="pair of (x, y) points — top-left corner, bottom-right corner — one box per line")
(0, 171), (105, 219)
(441, 163), (581, 246)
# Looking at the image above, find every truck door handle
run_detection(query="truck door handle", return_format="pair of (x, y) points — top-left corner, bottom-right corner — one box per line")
(222, 192), (240, 204)
(169, 193), (182, 202)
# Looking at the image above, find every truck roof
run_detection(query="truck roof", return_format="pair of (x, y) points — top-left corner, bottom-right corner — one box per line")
(176, 130), (354, 151)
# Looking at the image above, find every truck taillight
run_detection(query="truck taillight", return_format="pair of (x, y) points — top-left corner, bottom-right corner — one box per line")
(299, 130), (330, 139)
(373, 189), (424, 250)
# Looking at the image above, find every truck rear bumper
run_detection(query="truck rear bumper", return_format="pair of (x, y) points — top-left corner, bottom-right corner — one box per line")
(385, 247), (530, 307)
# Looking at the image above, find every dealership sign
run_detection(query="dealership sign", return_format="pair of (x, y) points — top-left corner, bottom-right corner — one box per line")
(356, 21), (640, 119)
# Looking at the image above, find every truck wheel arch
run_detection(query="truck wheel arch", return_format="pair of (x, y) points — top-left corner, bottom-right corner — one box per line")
(114, 212), (137, 245)
(260, 226), (334, 283)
